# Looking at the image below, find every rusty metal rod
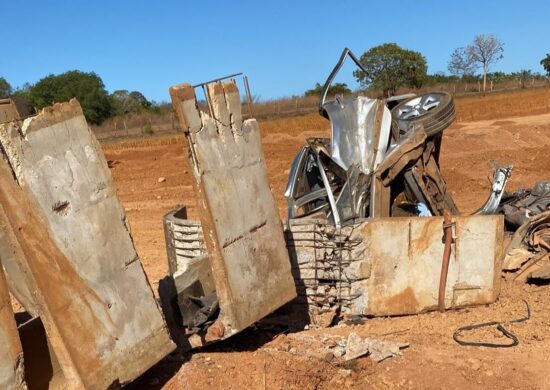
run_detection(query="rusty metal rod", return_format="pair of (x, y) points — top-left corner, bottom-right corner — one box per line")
(192, 72), (243, 88)
(438, 210), (453, 312)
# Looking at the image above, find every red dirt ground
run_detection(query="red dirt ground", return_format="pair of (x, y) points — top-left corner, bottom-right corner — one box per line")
(103, 105), (550, 389)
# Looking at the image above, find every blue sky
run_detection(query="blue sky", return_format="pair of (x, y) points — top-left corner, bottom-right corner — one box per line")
(2, 0), (549, 102)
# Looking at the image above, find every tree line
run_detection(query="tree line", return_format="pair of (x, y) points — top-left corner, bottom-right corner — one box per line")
(0, 71), (158, 125)
(305, 35), (550, 97)
(2, 37), (550, 124)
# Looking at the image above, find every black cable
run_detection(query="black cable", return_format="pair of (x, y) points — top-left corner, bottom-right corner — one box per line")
(453, 299), (530, 348)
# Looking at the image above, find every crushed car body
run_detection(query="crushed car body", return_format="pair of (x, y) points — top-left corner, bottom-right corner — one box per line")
(285, 48), (511, 224)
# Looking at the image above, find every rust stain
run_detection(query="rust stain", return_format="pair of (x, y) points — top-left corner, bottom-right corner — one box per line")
(204, 320), (225, 342)
(412, 217), (441, 254)
(0, 157), (118, 387)
(222, 82), (239, 94)
(377, 287), (420, 315)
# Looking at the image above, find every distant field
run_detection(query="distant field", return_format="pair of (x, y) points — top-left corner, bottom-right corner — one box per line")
(454, 87), (550, 121)
(99, 86), (550, 146)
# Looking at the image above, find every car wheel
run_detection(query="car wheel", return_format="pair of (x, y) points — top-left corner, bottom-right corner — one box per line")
(391, 92), (456, 138)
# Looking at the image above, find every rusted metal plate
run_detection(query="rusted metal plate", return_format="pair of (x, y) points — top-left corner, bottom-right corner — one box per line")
(0, 100), (175, 389)
(0, 261), (25, 389)
(170, 82), (296, 340)
(361, 215), (503, 315)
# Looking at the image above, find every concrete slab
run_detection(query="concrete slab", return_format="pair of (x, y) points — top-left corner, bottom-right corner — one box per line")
(285, 215), (503, 316)
(0, 99), (175, 389)
(360, 215), (503, 315)
(170, 82), (296, 341)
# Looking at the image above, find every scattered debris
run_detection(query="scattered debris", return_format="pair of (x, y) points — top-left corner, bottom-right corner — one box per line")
(344, 333), (370, 360)
(503, 210), (550, 282)
(270, 331), (407, 363)
(499, 181), (550, 229)
(339, 332), (407, 362)
(365, 338), (409, 363)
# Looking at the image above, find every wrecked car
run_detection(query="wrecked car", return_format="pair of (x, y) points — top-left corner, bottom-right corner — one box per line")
(285, 48), (512, 224)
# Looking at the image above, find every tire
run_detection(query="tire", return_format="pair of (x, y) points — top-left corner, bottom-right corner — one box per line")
(391, 92), (456, 138)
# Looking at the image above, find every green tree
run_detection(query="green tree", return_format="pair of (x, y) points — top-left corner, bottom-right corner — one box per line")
(424, 72), (459, 85)
(304, 82), (351, 97)
(488, 71), (511, 83)
(0, 77), (12, 98)
(29, 70), (112, 125)
(541, 53), (550, 76)
(512, 69), (535, 88)
(353, 43), (428, 96)
(110, 90), (152, 115)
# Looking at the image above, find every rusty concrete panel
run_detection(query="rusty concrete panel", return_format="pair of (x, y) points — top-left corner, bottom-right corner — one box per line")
(284, 216), (502, 317)
(0, 99), (175, 389)
(170, 82), (296, 339)
(361, 215), (503, 316)
(0, 260), (26, 389)
(0, 205), (39, 317)
(161, 213), (502, 320)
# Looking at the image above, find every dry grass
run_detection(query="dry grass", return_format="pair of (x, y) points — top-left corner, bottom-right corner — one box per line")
(93, 83), (550, 142)
(258, 113), (329, 137)
(98, 86), (550, 148)
(101, 134), (185, 150)
(99, 113), (330, 149)
(454, 87), (550, 122)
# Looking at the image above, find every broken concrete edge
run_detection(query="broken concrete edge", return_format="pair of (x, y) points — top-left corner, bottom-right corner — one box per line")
(22, 98), (83, 136)
(0, 99), (86, 185)
(169, 84), (201, 135)
(170, 82), (238, 341)
(170, 81), (297, 343)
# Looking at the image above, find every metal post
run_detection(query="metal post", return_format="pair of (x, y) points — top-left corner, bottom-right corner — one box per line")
(243, 75), (254, 117)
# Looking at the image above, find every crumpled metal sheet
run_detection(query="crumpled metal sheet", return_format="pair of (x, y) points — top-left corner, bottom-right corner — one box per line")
(323, 96), (392, 174)
(499, 180), (550, 228)
(503, 210), (550, 281)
